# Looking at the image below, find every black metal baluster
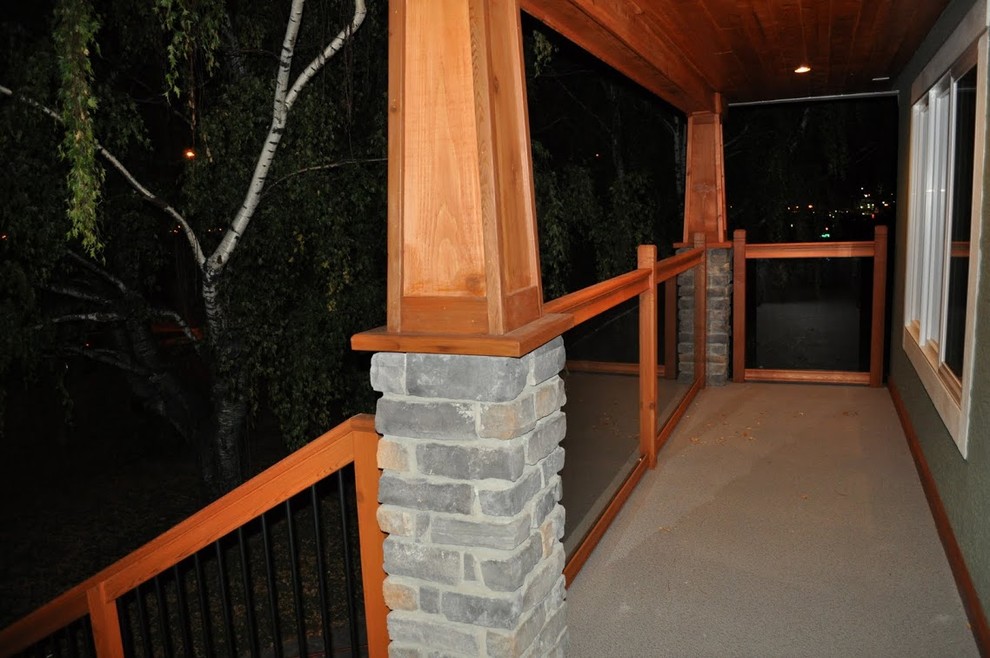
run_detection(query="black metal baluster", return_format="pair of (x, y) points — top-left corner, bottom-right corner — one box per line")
(64, 622), (78, 658)
(172, 564), (194, 657)
(81, 615), (96, 658)
(215, 539), (236, 656)
(260, 513), (283, 658)
(116, 596), (134, 657)
(284, 498), (307, 655)
(238, 526), (260, 658)
(310, 483), (332, 657)
(337, 471), (361, 655)
(153, 575), (173, 657)
(134, 583), (154, 658)
(193, 552), (214, 657)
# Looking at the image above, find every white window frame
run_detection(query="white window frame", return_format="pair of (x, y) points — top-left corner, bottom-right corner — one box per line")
(903, 6), (987, 459)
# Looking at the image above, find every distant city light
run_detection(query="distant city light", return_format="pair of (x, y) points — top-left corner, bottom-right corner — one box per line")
(795, 65), (812, 74)
(183, 148), (197, 160)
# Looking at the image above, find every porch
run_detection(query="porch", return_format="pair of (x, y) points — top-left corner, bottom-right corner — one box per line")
(568, 382), (979, 657)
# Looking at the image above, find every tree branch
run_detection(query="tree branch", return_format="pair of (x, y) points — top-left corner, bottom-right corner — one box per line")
(209, 0), (367, 273)
(65, 251), (130, 295)
(262, 157), (386, 196)
(43, 284), (112, 306)
(46, 311), (126, 325)
(152, 307), (204, 350)
(0, 84), (207, 268)
(60, 345), (148, 377)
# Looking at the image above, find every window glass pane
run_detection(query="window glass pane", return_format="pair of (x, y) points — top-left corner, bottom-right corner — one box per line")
(909, 102), (930, 323)
(944, 67), (977, 378)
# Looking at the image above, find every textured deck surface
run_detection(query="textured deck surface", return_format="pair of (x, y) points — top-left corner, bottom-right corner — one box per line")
(567, 383), (978, 657)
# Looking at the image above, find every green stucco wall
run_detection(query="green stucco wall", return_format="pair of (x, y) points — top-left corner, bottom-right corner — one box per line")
(891, 0), (990, 615)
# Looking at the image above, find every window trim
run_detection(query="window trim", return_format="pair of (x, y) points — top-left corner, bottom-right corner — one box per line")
(903, 18), (987, 459)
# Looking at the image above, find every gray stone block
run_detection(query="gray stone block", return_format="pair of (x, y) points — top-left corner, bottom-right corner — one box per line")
(379, 474), (474, 514)
(377, 398), (477, 440)
(480, 533), (543, 592)
(441, 591), (519, 629)
(378, 437), (412, 472)
(531, 481), (558, 526)
(522, 546), (564, 611)
(378, 505), (419, 536)
(478, 395), (537, 440)
(540, 446), (565, 485)
(530, 599), (567, 657)
(464, 552), (478, 581)
(479, 469), (542, 517)
(384, 537), (462, 585)
(370, 352), (407, 395)
(406, 353), (529, 402)
(417, 442), (524, 481)
(527, 337), (565, 386)
(525, 413), (565, 465)
(432, 514), (531, 550)
(486, 604), (547, 658)
(388, 612), (480, 655)
(420, 587), (440, 614)
(387, 643), (422, 658)
(533, 377), (565, 419)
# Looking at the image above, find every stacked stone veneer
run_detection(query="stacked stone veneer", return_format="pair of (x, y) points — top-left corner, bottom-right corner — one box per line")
(677, 247), (732, 386)
(370, 337), (568, 657)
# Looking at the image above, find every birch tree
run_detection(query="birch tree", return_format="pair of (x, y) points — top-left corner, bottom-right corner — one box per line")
(1, 0), (381, 494)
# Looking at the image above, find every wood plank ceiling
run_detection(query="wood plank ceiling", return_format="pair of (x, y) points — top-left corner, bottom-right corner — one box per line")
(521, 0), (952, 112)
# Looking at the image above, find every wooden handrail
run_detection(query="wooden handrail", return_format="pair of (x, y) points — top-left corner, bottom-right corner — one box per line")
(744, 240), (875, 259)
(655, 247), (703, 282)
(543, 268), (650, 326)
(0, 415), (385, 658)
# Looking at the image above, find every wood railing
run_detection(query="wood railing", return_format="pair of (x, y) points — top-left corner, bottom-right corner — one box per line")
(548, 235), (708, 582)
(0, 416), (387, 658)
(732, 226), (888, 387)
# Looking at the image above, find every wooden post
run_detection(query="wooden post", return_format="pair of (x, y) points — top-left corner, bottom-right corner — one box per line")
(386, 0), (542, 337)
(693, 233), (707, 386)
(870, 226), (888, 387)
(664, 278), (678, 380)
(683, 109), (727, 245)
(732, 229), (746, 383)
(86, 582), (124, 658)
(638, 245), (658, 468)
(354, 427), (388, 657)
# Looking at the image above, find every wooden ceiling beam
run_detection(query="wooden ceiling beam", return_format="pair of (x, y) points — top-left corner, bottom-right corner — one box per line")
(520, 0), (717, 113)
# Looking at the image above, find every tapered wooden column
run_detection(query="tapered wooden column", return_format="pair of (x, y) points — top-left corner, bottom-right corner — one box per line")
(683, 110), (728, 245)
(388, 0), (542, 336)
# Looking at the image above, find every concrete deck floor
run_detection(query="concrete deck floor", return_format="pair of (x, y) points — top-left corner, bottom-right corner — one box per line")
(566, 383), (978, 657)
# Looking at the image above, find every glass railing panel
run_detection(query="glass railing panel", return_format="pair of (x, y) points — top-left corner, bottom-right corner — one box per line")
(656, 277), (693, 433)
(559, 297), (640, 558)
(745, 257), (873, 372)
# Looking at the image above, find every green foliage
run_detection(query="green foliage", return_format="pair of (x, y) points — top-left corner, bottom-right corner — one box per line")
(525, 20), (684, 293)
(53, 0), (105, 257)
(154, 0), (224, 100)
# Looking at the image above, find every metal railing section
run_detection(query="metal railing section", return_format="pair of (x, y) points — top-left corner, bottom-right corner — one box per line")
(0, 416), (387, 658)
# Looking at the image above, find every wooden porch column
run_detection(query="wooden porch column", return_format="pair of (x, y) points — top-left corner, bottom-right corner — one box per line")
(683, 109), (728, 245)
(387, 0), (542, 337)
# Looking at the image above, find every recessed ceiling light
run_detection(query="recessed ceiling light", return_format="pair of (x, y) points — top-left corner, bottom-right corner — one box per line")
(795, 65), (811, 74)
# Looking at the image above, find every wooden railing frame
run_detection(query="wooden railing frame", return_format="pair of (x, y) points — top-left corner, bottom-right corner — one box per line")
(555, 239), (707, 584)
(0, 415), (387, 658)
(732, 226), (888, 387)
